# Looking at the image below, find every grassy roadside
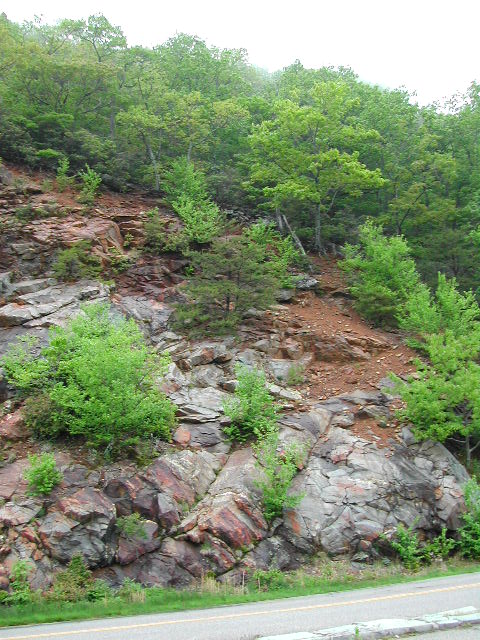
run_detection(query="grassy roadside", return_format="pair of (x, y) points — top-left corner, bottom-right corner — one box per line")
(1, 560), (479, 628)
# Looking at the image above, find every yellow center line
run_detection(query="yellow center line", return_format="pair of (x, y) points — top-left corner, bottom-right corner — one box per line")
(3, 581), (480, 640)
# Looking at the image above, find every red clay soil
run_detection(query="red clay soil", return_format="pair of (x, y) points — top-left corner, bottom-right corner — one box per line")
(279, 259), (418, 447)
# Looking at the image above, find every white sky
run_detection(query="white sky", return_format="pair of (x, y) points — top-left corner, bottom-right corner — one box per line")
(3, 0), (479, 106)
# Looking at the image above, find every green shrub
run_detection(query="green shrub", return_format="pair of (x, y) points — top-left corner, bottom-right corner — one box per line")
(48, 556), (93, 602)
(286, 363), (305, 386)
(108, 247), (133, 274)
(6, 560), (33, 605)
(163, 157), (209, 206)
(56, 157), (74, 192)
(143, 208), (187, 254)
(386, 524), (424, 571)
(340, 221), (423, 327)
(52, 241), (102, 281)
(244, 221), (302, 287)
(175, 233), (280, 335)
(14, 204), (49, 222)
(1, 303), (176, 458)
(458, 478), (480, 559)
(223, 365), (278, 442)
(254, 430), (304, 522)
(252, 567), (289, 591)
(24, 453), (63, 496)
(116, 513), (148, 540)
(117, 578), (146, 603)
(423, 528), (457, 561)
(172, 194), (224, 245)
(78, 164), (101, 205)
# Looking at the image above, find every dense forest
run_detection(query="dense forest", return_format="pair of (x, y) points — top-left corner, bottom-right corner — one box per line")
(1, 13), (480, 291)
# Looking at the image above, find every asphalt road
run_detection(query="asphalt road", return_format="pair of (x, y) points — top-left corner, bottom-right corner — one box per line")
(0, 572), (479, 640)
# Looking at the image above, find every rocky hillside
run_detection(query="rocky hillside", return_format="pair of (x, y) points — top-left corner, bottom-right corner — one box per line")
(0, 164), (468, 592)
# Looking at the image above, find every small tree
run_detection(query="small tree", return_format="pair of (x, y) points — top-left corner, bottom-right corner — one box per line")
(78, 164), (102, 205)
(394, 274), (480, 465)
(56, 157), (74, 192)
(340, 221), (422, 326)
(175, 234), (279, 334)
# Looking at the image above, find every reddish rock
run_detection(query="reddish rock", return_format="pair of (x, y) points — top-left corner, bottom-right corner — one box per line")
(0, 410), (29, 441)
(116, 520), (161, 565)
(57, 488), (116, 524)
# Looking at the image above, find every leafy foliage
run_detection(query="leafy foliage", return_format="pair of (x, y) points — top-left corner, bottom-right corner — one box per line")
(458, 479), (480, 559)
(1, 304), (176, 458)
(253, 430), (304, 522)
(47, 556), (111, 603)
(393, 275), (480, 463)
(56, 157), (74, 192)
(77, 165), (102, 205)
(223, 365), (277, 442)
(175, 235), (277, 334)
(385, 524), (457, 571)
(24, 453), (63, 496)
(52, 241), (102, 281)
(341, 221), (423, 326)
(5, 561), (33, 606)
(116, 513), (148, 540)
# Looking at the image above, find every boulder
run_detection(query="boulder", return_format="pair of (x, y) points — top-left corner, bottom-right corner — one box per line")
(39, 488), (116, 566)
(281, 422), (468, 556)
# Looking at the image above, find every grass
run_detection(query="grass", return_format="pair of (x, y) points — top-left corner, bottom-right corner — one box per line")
(0, 559), (479, 628)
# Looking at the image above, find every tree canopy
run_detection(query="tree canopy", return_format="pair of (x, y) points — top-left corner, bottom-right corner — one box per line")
(2, 13), (480, 288)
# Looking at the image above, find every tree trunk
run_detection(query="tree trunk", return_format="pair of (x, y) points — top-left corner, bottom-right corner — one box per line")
(145, 140), (160, 192)
(466, 434), (471, 467)
(314, 204), (322, 254)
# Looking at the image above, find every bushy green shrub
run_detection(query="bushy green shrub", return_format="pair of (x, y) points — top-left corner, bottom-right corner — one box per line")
(286, 363), (305, 386)
(172, 194), (223, 245)
(423, 527), (457, 561)
(24, 453), (63, 496)
(116, 513), (148, 540)
(52, 241), (102, 281)
(458, 479), (480, 559)
(108, 247), (133, 274)
(175, 234), (280, 335)
(252, 567), (289, 591)
(163, 157), (209, 206)
(385, 524), (424, 571)
(5, 560), (33, 606)
(223, 365), (277, 442)
(244, 221), (302, 287)
(162, 158), (224, 247)
(78, 164), (102, 205)
(143, 208), (188, 254)
(47, 556), (110, 602)
(384, 524), (457, 570)
(400, 273), (480, 350)
(1, 303), (176, 458)
(254, 430), (304, 521)
(340, 221), (422, 326)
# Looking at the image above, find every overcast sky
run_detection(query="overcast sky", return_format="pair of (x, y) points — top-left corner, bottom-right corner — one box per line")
(3, 0), (479, 105)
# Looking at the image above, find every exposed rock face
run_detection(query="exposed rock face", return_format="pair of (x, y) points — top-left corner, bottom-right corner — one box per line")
(0, 174), (471, 592)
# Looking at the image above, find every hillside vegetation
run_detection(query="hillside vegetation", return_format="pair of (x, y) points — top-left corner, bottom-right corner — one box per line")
(1, 13), (480, 291)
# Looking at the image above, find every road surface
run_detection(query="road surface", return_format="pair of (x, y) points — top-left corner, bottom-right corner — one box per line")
(0, 572), (479, 640)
